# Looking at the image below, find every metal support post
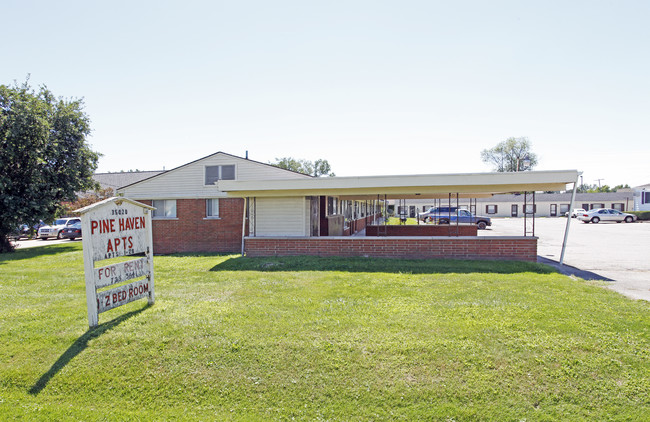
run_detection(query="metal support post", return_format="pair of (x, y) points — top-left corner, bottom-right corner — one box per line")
(560, 173), (581, 265)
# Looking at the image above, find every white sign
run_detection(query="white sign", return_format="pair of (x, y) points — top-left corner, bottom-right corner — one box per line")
(87, 210), (149, 261)
(97, 278), (152, 313)
(94, 257), (149, 289)
(77, 197), (156, 327)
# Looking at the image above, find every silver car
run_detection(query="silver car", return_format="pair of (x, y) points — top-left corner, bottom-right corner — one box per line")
(577, 208), (637, 224)
(38, 217), (81, 239)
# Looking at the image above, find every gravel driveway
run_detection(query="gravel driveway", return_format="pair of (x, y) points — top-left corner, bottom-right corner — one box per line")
(481, 217), (650, 301)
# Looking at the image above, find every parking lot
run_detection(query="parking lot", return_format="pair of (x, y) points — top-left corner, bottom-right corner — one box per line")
(481, 217), (650, 301)
(12, 238), (80, 249)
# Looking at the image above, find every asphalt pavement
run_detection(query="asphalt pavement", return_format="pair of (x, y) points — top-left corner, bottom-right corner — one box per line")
(481, 217), (650, 301)
(12, 238), (81, 249)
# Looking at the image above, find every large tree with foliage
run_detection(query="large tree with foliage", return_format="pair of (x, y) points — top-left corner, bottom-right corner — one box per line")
(480, 137), (538, 172)
(272, 157), (335, 177)
(577, 183), (630, 193)
(0, 80), (99, 252)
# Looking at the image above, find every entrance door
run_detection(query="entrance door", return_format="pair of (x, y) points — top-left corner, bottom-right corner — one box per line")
(310, 197), (319, 236)
(511, 204), (518, 217)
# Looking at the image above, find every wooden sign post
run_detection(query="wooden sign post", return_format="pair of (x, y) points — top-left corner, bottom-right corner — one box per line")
(76, 197), (156, 327)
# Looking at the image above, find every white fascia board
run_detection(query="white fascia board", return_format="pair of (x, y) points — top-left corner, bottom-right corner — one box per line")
(217, 170), (580, 197)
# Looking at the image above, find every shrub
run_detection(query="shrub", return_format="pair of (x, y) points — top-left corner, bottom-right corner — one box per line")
(629, 211), (650, 220)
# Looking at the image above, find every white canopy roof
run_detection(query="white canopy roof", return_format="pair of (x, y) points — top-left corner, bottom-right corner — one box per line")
(217, 170), (580, 199)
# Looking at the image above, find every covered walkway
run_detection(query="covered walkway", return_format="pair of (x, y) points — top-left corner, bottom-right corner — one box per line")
(217, 170), (581, 263)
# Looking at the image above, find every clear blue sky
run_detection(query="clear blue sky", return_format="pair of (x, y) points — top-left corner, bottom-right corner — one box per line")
(3, 1), (649, 187)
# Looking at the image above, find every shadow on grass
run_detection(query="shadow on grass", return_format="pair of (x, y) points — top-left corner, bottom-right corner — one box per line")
(28, 305), (149, 396)
(0, 243), (81, 264)
(210, 255), (559, 275)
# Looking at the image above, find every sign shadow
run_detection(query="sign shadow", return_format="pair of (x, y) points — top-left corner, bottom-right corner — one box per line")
(28, 305), (150, 396)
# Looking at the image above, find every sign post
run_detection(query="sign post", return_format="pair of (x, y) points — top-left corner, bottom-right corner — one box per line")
(76, 197), (156, 327)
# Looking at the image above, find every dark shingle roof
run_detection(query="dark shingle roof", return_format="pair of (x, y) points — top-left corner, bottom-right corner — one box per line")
(93, 171), (165, 191)
(476, 191), (633, 203)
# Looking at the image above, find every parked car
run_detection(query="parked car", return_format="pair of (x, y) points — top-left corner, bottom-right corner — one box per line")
(417, 206), (458, 222)
(60, 222), (82, 240)
(418, 207), (492, 229)
(570, 208), (587, 218)
(577, 208), (637, 224)
(8, 224), (31, 240)
(38, 217), (81, 239)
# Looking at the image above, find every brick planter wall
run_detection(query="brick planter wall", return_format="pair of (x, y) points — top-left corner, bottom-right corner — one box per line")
(366, 224), (477, 237)
(245, 236), (537, 261)
(347, 214), (379, 235)
(140, 199), (244, 254)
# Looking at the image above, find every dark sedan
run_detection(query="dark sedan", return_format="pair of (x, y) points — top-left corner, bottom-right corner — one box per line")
(60, 222), (82, 240)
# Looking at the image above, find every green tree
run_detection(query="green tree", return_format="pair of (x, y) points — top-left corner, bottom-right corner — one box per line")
(480, 137), (538, 172)
(60, 187), (114, 216)
(312, 159), (335, 177)
(578, 183), (630, 193)
(0, 80), (99, 252)
(272, 157), (335, 177)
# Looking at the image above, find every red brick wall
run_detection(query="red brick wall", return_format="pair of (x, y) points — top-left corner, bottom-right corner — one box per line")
(348, 213), (379, 235)
(140, 199), (244, 254)
(366, 224), (477, 237)
(245, 237), (537, 261)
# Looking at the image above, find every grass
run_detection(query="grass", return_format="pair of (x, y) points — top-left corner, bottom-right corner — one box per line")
(386, 217), (420, 225)
(1, 243), (649, 420)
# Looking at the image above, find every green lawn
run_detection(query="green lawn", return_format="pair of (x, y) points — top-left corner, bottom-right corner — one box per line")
(1, 243), (648, 420)
(386, 216), (420, 225)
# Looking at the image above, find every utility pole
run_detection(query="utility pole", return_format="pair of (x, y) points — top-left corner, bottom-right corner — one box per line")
(595, 178), (604, 188)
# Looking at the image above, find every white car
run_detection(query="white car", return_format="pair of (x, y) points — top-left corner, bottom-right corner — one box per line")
(570, 208), (587, 218)
(38, 217), (81, 240)
(577, 208), (637, 224)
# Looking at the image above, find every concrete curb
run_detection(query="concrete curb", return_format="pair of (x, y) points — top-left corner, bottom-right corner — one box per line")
(537, 256), (613, 282)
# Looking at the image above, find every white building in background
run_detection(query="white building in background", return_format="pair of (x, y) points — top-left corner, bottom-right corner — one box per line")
(397, 191), (634, 218)
(633, 183), (650, 211)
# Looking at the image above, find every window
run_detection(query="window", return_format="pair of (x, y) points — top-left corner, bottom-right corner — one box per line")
(511, 204), (518, 217)
(205, 165), (235, 185)
(581, 203), (589, 211)
(524, 204), (536, 214)
(560, 204), (570, 215)
(611, 203), (624, 211)
(153, 200), (177, 218)
(591, 203), (604, 210)
(206, 199), (220, 218)
(642, 192), (650, 204)
(486, 205), (497, 214)
(550, 204), (557, 217)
